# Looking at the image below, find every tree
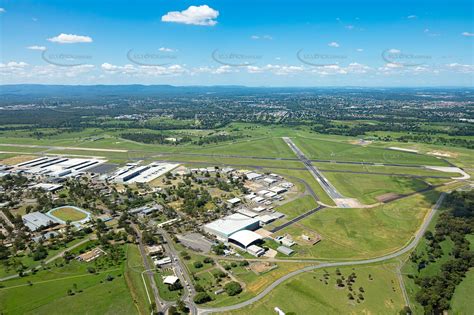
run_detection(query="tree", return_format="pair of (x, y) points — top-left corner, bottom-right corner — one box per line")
(224, 281), (242, 296)
(193, 292), (211, 304)
(193, 261), (203, 269)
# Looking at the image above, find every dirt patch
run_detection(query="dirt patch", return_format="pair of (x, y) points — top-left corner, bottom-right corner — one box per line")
(0, 155), (37, 165)
(349, 139), (372, 146)
(427, 150), (458, 158)
(249, 262), (277, 274)
(376, 193), (400, 203)
(296, 231), (321, 246)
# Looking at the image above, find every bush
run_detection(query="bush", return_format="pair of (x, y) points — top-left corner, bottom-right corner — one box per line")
(203, 257), (214, 264)
(194, 292), (211, 304)
(224, 281), (242, 296)
(193, 261), (203, 269)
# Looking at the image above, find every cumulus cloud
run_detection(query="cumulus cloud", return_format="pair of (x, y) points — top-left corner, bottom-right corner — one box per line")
(0, 61), (94, 80)
(328, 41), (340, 48)
(462, 32), (474, 37)
(0, 8), (5, 13)
(101, 62), (188, 76)
(48, 33), (93, 44)
(161, 5), (219, 26)
(356, 48), (364, 52)
(407, 15), (417, 19)
(27, 45), (46, 51)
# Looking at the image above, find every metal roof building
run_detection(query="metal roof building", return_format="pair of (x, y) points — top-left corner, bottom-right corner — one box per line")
(22, 212), (60, 231)
(203, 213), (260, 241)
(228, 230), (263, 248)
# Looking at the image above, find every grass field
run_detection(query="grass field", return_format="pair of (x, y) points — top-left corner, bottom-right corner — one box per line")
(49, 207), (88, 222)
(292, 136), (449, 166)
(124, 244), (151, 314)
(267, 168), (335, 206)
(451, 268), (474, 314)
(323, 172), (430, 204)
(227, 263), (405, 315)
(274, 195), (318, 220)
(0, 247), (136, 315)
(275, 190), (440, 260)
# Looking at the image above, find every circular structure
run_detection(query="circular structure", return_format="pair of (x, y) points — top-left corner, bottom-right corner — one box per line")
(47, 206), (91, 225)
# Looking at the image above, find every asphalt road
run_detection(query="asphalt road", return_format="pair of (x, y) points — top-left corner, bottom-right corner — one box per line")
(270, 205), (325, 233)
(158, 228), (198, 315)
(132, 224), (166, 313)
(282, 137), (346, 202)
(197, 193), (446, 314)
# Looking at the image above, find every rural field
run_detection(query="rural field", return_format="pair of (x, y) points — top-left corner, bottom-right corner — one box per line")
(227, 262), (406, 315)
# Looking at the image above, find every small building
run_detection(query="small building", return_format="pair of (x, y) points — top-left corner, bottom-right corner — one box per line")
(77, 247), (106, 262)
(147, 245), (164, 256)
(247, 245), (265, 257)
(31, 183), (64, 192)
(277, 246), (294, 256)
(246, 172), (263, 181)
(236, 208), (258, 218)
(226, 197), (241, 206)
(163, 275), (179, 285)
(154, 256), (172, 266)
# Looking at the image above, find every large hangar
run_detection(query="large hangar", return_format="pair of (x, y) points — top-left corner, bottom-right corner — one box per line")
(203, 213), (260, 241)
(228, 230), (263, 249)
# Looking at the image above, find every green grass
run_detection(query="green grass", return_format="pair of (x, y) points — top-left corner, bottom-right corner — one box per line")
(50, 207), (88, 222)
(0, 246), (136, 315)
(124, 244), (151, 314)
(227, 263), (405, 315)
(154, 269), (183, 301)
(323, 172), (429, 204)
(292, 136), (449, 166)
(451, 268), (474, 314)
(267, 168), (335, 206)
(276, 190), (440, 260)
(0, 237), (88, 278)
(274, 195), (318, 220)
(314, 162), (460, 177)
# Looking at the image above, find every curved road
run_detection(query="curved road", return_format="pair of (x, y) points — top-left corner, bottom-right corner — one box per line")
(198, 192), (446, 314)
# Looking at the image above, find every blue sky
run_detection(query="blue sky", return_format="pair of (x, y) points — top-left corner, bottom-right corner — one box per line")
(0, 0), (473, 86)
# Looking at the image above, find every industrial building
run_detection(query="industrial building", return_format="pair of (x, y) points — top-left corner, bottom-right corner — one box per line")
(203, 213), (260, 241)
(15, 157), (107, 178)
(22, 212), (61, 231)
(111, 162), (179, 184)
(228, 230), (263, 248)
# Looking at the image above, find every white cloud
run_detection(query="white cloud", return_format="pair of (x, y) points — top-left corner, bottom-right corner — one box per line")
(407, 15), (417, 19)
(0, 8), (5, 13)
(251, 34), (272, 40)
(101, 62), (188, 76)
(328, 41), (340, 48)
(161, 5), (219, 26)
(0, 61), (95, 80)
(159, 47), (175, 52)
(388, 48), (401, 53)
(27, 45), (46, 51)
(462, 32), (474, 37)
(356, 48), (364, 52)
(446, 63), (474, 73)
(47, 33), (93, 44)
(345, 25), (354, 30)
